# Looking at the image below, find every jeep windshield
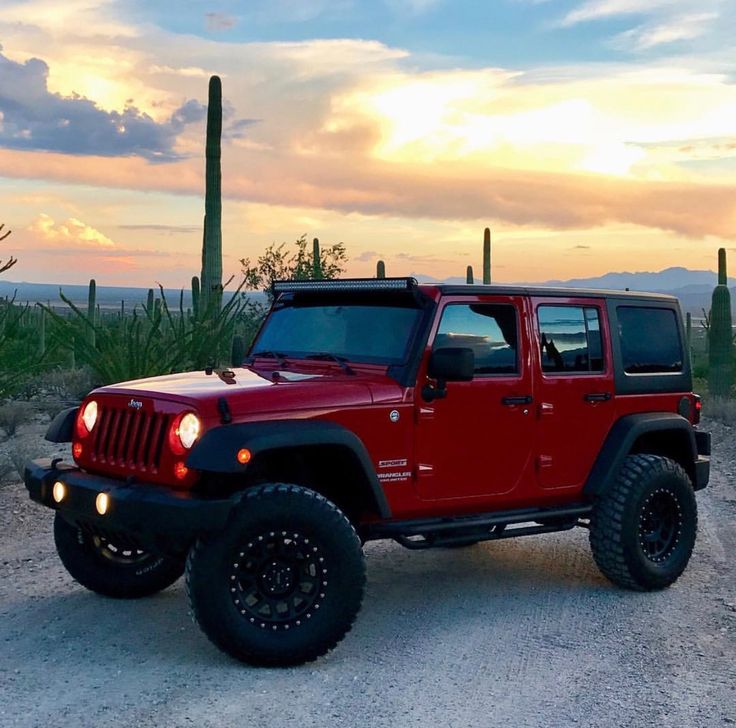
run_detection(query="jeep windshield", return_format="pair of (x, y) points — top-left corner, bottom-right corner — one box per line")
(252, 301), (423, 366)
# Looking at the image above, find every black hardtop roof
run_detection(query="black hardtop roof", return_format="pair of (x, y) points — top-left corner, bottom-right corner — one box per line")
(435, 283), (679, 302)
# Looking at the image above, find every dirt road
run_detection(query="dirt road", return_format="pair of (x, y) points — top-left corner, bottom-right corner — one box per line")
(1, 419), (734, 727)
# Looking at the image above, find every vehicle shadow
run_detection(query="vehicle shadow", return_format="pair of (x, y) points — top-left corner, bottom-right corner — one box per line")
(1, 531), (627, 674)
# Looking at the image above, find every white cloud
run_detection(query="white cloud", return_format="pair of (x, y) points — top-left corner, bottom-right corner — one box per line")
(28, 213), (115, 247)
(613, 12), (717, 50)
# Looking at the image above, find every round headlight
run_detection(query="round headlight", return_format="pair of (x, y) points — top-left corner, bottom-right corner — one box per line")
(177, 413), (201, 449)
(81, 400), (98, 434)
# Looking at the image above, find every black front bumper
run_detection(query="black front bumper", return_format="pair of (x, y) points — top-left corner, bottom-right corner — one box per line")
(24, 459), (235, 555)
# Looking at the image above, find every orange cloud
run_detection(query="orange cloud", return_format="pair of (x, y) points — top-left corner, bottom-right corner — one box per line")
(3, 149), (735, 240)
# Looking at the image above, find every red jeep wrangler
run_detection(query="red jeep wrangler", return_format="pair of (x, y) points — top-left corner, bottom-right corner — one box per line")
(25, 278), (710, 666)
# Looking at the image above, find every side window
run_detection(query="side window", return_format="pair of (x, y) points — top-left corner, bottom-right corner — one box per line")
(434, 304), (518, 375)
(538, 305), (604, 374)
(617, 306), (683, 374)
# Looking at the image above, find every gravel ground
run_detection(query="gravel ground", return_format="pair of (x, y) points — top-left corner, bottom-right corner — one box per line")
(0, 417), (734, 728)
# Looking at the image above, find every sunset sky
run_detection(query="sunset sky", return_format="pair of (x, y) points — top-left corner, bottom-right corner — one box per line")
(1, 0), (735, 287)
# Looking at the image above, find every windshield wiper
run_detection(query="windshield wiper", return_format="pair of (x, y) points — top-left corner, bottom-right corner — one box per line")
(248, 350), (290, 368)
(304, 353), (356, 375)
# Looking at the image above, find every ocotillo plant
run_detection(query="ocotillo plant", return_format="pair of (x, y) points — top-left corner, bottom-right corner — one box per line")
(37, 305), (46, 357)
(200, 75), (223, 312)
(0, 222), (16, 274)
(87, 279), (97, 347)
(312, 238), (322, 279)
(231, 334), (246, 367)
(708, 247), (733, 398)
(466, 266), (474, 284)
(483, 227), (491, 284)
(376, 260), (386, 279)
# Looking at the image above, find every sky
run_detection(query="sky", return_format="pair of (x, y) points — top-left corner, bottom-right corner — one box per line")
(0, 0), (735, 287)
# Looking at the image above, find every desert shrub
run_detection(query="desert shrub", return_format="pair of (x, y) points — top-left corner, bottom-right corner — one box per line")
(0, 454), (15, 483)
(40, 367), (95, 402)
(0, 401), (34, 438)
(6, 441), (34, 481)
(702, 396), (736, 426)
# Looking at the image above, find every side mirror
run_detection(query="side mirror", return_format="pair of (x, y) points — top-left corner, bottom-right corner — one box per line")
(423, 347), (474, 401)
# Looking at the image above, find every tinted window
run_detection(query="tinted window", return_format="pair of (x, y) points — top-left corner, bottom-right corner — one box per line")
(434, 304), (518, 375)
(617, 306), (683, 374)
(253, 304), (422, 365)
(538, 306), (604, 374)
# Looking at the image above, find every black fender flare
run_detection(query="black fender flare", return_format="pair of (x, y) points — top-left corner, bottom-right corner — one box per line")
(186, 419), (391, 518)
(583, 412), (698, 498)
(45, 407), (78, 443)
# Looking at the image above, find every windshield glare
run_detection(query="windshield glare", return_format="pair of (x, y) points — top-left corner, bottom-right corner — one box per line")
(253, 303), (422, 365)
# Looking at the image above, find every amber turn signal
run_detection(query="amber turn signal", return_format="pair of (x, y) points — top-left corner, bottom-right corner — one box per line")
(73, 442), (83, 459)
(237, 448), (252, 464)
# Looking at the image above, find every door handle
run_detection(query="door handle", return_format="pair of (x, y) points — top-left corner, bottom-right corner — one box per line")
(584, 392), (612, 402)
(502, 395), (533, 406)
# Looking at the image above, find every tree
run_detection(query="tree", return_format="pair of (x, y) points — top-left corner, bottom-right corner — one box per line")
(240, 235), (347, 298)
(0, 223), (16, 275)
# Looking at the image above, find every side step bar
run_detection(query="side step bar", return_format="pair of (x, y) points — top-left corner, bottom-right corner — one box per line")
(367, 503), (592, 550)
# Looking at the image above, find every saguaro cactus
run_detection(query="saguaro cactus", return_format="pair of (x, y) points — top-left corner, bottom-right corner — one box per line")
(200, 75), (223, 312)
(685, 312), (692, 361)
(466, 265), (474, 284)
(376, 260), (386, 279)
(87, 279), (97, 347)
(312, 238), (322, 279)
(483, 227), (491, 285)
(708, 248), (733, 398)
(191, 276), (201, 319)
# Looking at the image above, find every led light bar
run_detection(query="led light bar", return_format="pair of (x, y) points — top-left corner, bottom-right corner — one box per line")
(272, 277), (418, 293)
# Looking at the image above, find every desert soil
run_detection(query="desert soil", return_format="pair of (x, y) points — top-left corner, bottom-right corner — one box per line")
(0, 417), (734, 728)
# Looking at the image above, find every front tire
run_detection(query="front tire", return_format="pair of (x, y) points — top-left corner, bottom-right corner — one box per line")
(54, 513), (184, 598)
(589, 454), (697, 591)
(186, 483), (366, 667)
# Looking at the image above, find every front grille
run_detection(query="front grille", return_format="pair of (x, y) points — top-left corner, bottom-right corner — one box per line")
(89, 405), (170, 474)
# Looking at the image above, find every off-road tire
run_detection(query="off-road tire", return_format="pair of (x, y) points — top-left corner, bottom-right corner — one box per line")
(54, 513), (184, 598)
(589, 454), (697, 591)
(186, 483), (366, 667)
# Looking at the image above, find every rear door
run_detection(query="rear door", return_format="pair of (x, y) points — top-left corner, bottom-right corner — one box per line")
(533, 298), (616, 491)
(413, 295), (537, 504)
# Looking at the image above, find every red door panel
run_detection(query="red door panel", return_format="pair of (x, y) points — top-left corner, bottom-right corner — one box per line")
(533, 298), (616, 491)
(414, 295), (536, 504)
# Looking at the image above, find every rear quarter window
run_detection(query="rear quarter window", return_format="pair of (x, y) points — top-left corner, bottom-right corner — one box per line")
(617, 306), (683, 374)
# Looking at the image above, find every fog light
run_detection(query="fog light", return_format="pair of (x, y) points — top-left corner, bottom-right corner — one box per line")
(174, 462), (189, 480)
(73, 442), (83, 459)
(237, 448), (252, 464)
(52, 481), (66, 503)
(95, 492), (110, 515)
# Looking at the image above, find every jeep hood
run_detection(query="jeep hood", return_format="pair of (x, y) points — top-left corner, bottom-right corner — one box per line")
(94, 366), (403, 419)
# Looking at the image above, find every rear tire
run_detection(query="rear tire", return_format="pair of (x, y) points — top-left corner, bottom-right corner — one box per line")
(186, 483), (366, 667)
(589, 454), (697, 591)
(54, 514), (184, 598)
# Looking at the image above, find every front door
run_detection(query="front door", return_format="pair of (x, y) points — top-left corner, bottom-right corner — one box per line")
(414, 296), (536, 504)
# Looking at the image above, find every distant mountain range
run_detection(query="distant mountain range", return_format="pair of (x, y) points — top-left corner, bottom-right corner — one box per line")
(0, 266), (728, 315)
